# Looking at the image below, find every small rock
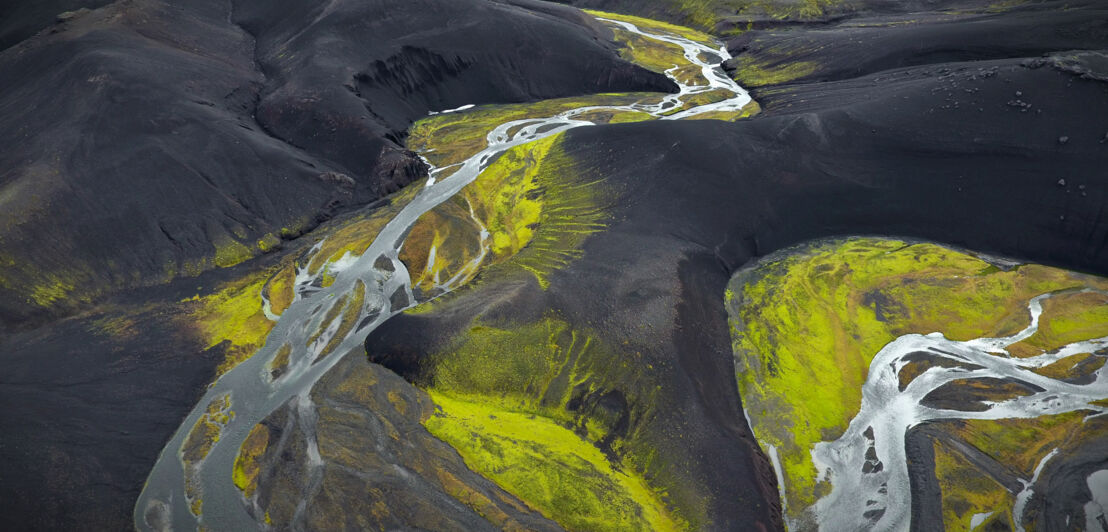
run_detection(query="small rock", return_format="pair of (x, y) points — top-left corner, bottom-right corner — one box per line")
(1059, 136), (1069, 144)
(1015, 90), (1023, 97)
(1058, 178), (1067, 186)
(55, 8), (89, 23)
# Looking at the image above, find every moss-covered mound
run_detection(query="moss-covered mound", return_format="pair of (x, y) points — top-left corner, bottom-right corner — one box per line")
(726, 237), (1108, 528)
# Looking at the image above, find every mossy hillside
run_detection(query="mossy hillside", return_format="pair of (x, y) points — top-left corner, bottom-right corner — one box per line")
(180, 186), (415, 377)
(683, 100), (761, 122)
(0, 219), (291, 325)
(585, 10), (718, 48)
(407, 14), (724, 174)
(399, 203), (485, 294)
(424, 316), (657, 441)
(726, 237), (1108, 520)
(417, 312), (692, 529)
(402, 133), (608, 293)
(607, 27), (695, 77)
(931, 438), (1014, 531)
(408, 93), (654, 170)
(729, 56), (819, 88)
(659, 88), (735, 116)
(425, 391), (686, 532)
(182, 273), (276, 377)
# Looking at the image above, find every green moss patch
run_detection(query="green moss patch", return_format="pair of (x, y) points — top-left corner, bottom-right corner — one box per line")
(424, 391), (685, 531)
(726, 237), (1108, 521)
(402, 133), (608, 292)
(729, 56), (819, 87)
(409, 313), (689, 529)
(585, 10), (718, 47)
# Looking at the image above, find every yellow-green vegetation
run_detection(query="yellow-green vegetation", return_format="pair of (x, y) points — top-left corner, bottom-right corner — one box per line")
(408, 93), (654, 169)
(27, 275), (81, 308)
(0, 254), (95, 317)
(944, 412), (1089, 478)
(587, 12), (718, 83)
(305, 185), (420, 278)
(929, 412), (1108, 528)
(669, 64), (710, 86)
(726, 237), (1108, 520)
(1008, 290), (1108, 357)
(315, 281), (366, 361)
(931, 439), (1014, 530)
(729, 56), (820, 87)
(985, 0), (1030, 13)
(684, 100), (761, 121)
(426, 316), (646, 442)
(212, 235), (255, 269)
(587, 1), (853, 37)
(182, 393), (235, 515)
(586, 10), (718, 47)
(413, 313), (695, 529)
(572, 108), (657, 125)
(180, 181), (416, 376)
(182, 394), (235, 463)
(400, 201), (486, 293)
(186, 274), (276, 377)
(660, 88), (735, 115)
(402, 133), (608, 291)
(424, 391), (685, 532)
(1031, 352), (1105, 380)
(233, 423), (270, 499)
(262, 265), (296, 315)
(609, 28), (693, 77)
(268, 343), (292, 380)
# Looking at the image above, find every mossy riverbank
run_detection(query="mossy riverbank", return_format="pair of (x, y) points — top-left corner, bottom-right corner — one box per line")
(726, 237), (1108, 526)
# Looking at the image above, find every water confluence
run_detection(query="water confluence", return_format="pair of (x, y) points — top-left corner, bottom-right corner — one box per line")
(785, 289), (1108, 531)
(134, 17), (751, 531)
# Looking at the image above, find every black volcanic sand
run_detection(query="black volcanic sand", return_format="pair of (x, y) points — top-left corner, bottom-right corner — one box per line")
(723, 0), (1108, 88)
(0, 0), (673, 529)
(3, 0), (1108, 530)
(0, 264), (249, 530)
(367, 32), (1108, 532)
(0, 0), (672, 330)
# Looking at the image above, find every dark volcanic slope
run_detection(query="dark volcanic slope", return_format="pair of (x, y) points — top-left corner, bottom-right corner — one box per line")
(0, 0), (111, 51)
(0, 1), (674, 530)
(554, 0), (1007, 33)
(723, 0), (1108, 88)
(0, 0), (672, 331)
(368, 43), (1108, 530)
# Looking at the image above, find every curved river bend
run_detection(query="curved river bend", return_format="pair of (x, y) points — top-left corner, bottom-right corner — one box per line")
(134, 18), (751, 531)
(802, 289), (1108, 531)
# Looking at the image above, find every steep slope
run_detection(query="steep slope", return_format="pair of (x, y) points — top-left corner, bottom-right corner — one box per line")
(365, 45), (1108, 529)
(0, 1), (673, 529)
(0, 0), (672, 332)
